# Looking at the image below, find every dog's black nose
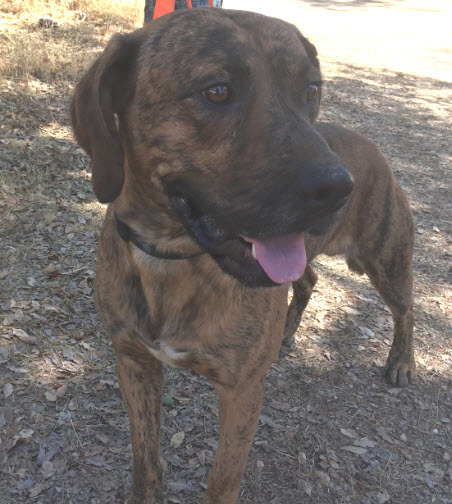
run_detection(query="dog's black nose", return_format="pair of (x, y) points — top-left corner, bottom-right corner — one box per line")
(299, 164), (354, 211)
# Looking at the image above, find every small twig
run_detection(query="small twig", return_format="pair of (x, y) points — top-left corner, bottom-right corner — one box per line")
(270, 447), (297, 460)
(379, 456), (392, 486)
(60, 267), (88, 275)
(69, 414), (84, 450)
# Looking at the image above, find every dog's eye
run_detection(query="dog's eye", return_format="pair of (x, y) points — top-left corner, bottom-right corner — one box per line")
(203, 84), (230, 104)
(306, 84), (319, 102)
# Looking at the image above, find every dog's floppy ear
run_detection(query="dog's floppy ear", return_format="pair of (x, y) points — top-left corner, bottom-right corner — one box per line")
(71, 31), (143, 203)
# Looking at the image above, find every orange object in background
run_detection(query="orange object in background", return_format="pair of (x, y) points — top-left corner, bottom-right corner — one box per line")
(153, 0), (176, 19)
(153, 0), (213, 19)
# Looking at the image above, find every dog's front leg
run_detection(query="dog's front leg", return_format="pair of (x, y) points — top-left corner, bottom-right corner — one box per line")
(117, 348), (164, 504)
(283, 265), (318, 345)
(200, 378), (266, 504)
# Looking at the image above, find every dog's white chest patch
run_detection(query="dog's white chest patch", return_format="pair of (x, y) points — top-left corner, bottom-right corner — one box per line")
(143, 341), (188, 367)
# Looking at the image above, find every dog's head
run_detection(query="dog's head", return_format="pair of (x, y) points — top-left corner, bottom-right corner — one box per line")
(72, 9), (353, 287)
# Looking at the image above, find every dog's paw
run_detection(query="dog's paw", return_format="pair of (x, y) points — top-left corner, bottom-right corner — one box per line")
(384, 352), (416, 387)
(282, 319), (299, 347)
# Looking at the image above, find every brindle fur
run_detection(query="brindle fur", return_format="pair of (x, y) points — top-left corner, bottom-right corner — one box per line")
(72, 8), (415, 503)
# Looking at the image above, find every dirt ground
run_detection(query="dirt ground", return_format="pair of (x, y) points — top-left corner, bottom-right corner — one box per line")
(0, 1), (451, 503)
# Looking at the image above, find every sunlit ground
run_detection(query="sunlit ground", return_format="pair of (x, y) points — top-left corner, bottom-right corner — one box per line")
(225, 0), (452, 81)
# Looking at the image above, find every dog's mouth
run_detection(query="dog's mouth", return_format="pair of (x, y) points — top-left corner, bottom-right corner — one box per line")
(171, 196), (311, 288)
(241, 234), (307, 285)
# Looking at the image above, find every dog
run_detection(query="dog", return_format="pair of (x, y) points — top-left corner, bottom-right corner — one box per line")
(71, 8), (415, 503)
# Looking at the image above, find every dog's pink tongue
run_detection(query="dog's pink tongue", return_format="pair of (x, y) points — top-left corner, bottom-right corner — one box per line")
(246, 234), (307, 284)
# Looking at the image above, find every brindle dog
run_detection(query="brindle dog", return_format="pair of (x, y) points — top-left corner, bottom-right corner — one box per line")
(71, 8), (415, 504)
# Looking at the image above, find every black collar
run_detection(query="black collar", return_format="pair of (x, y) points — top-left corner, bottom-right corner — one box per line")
(115, 214), (206, 260)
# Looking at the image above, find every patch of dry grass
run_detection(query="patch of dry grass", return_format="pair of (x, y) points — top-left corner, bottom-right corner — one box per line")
(1, 0), (142, 24)
(0, 0), (142, 82)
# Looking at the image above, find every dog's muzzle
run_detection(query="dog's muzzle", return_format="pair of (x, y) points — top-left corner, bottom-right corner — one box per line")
(170, 171), (352, 288)
(160, 156), (354, 288)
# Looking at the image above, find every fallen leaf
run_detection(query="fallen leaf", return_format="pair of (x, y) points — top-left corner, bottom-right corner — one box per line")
(193, 466), (206, 478)
(376, 426), (394, 443)
(96, 379), (113, 391)
(55, 384), (67, 398)
(43, 264), (61, 276)
(340, 428), (358, 439)
(2, 316), (13, 327)
(197, 450), (206, 465)
(259, 415), (278, 428)
(359, 326), (374, 338)
(72, 353), (84, 364)
(45, 390), (57, 402)
(86, 455), (112, 470)
(68, 399), (78, 410)
(170, 431), (185, 448)
(168, 481), (190, 493)
(40, 460), (55, 479)
(178, 390), (192, 399)
(376, 491), (391, 504)
(341, 445), (368, 455)
(299, 480), (312, 496)
(6, 429), (34, 452)
(162, 394), (175, 406)
(17, 476), (36, 491)
(168, 496), (182, 503)
(12, 328), (37, 344)
(29, 483), (46, 498)
(18, 428), (34, 439)
(354, 437), (376, 448)
(342, 306), (360, 316)
(62, 347), (74, 360)
(44, 305), (61, 313)
(316, 470), (331, 486)
(36, 432), (63, 464)
(95, 433), (111, 444)
(3, 383), (13, 398)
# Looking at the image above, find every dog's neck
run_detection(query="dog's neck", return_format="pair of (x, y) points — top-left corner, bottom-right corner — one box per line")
(114, 213), (206, 261)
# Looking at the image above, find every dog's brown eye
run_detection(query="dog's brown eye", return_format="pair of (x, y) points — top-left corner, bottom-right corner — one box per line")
(203, 85), (229, 104)
(306, 84), (319, 102)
